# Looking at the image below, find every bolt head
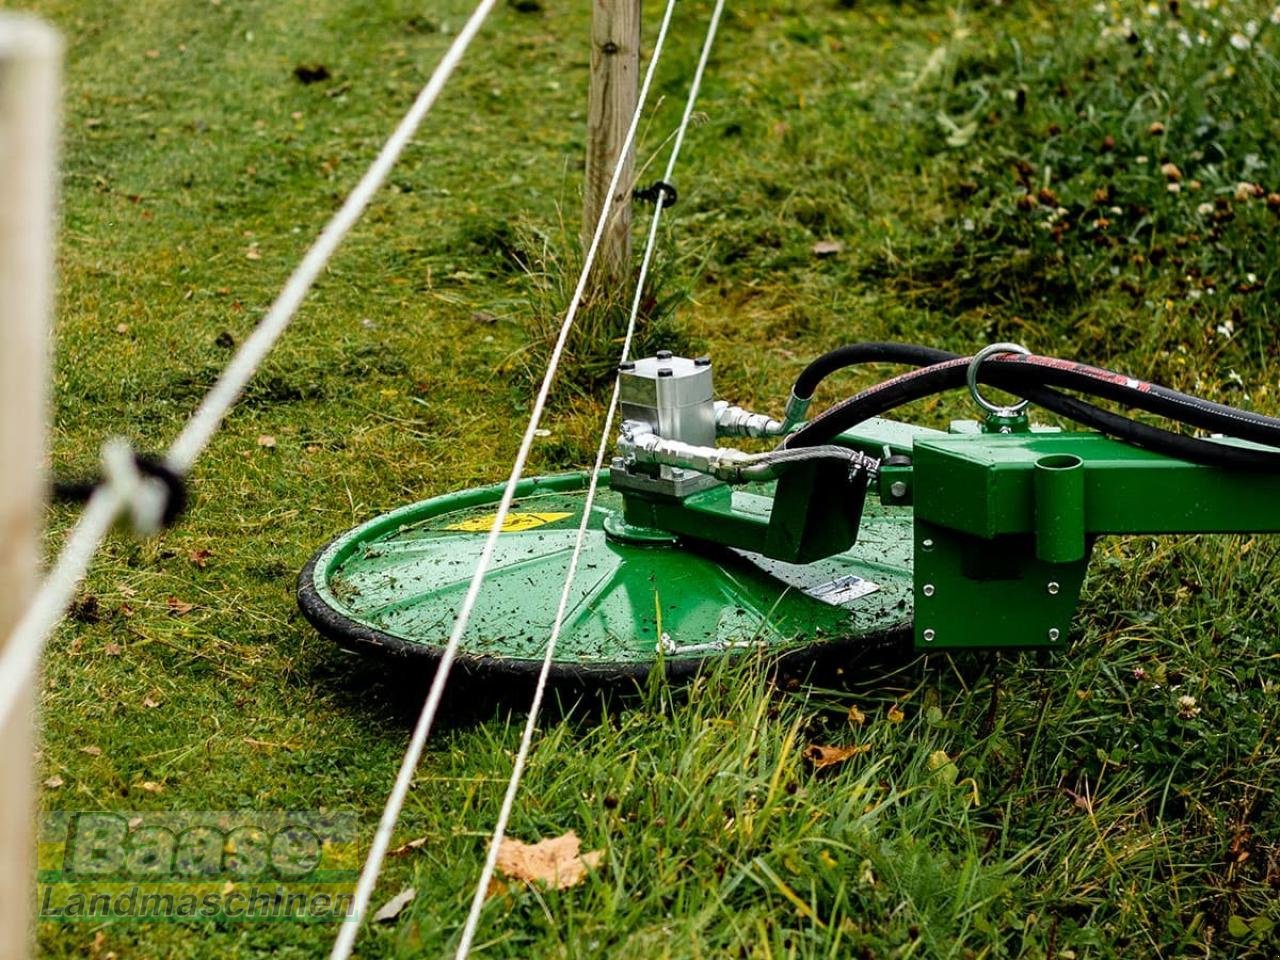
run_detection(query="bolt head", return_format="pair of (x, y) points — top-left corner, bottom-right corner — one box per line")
(1047, 581), (1060, 595)
(921, 538), (934, 550)
(1048, 627), (1061, 641)
(922, 584), (935, 597)
(657, 368), (673, 378)
(890, 480), (907, 498)
(655, 349), (673, 360)
(694, 355), (711, 367)
(923, 628), (936, 642)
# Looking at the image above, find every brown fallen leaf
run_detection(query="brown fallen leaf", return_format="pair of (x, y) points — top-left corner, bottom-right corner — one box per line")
(104, 642), (123, 656)
(143, 697), (161, 709)
(495, 831), (603, 891)
(257, 434), (276, 449)
(811, 240), (843, 258)
(803, 743), (870, 771)
(373, 887), (415, 923)
(166, 596), (194, 616)
(189, 548), (213, 569)
(80, 745), (103, 757)
(847, 704), (867, 726)
(138, 781), (164, 794)
(44, 775), (64, 789)
(389, 836), (427, 857)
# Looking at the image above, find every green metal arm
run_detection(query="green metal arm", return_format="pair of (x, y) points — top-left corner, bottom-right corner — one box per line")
(611, 416), (1280, 652)
(894, 429), (1280, 650)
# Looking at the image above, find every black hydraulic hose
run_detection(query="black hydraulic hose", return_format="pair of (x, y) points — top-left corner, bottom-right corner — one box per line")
(997, 355), (1280, 447)
(791, 343), (958, 402)
(783, 355), (1280, 470)
(785, 342), (1199, 460)
(782, 343), (1280, 467)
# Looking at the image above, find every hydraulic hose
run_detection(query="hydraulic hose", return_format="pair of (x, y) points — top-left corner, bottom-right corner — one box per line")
(621, 429), (876, 483)
(783, 352), (1280, 470)
(791, 342), (958, 402)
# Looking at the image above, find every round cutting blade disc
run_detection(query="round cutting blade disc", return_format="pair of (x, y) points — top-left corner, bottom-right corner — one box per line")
(297, 471), (914, 680)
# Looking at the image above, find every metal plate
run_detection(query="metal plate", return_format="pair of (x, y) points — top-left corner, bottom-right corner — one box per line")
(297, 472), (914, 680)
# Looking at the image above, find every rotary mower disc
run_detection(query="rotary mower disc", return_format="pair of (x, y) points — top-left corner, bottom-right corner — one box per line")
(297, 471), (914, 681)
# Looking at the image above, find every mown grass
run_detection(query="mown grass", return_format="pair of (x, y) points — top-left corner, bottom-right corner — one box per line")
(23, 0), (1280, 956)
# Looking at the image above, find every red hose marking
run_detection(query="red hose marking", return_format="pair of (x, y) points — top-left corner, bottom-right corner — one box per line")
(1001, 354), (1153, 393)
(856, 357), (969, 396)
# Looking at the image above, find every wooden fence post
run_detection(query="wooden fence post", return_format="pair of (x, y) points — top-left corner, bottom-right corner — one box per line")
(583, 0), (641, 287)
(0, 15), (61, 960)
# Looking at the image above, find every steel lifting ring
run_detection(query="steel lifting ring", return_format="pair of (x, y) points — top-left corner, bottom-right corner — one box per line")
(966, 342), (1032, 417)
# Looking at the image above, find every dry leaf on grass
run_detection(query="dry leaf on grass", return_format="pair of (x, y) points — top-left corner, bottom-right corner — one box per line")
(495, 831), (603, 890)
(389, 836), (427, 857)
(811, 240), (843, 258)
(166, 596), (195, 616)
(847, 704), (867, 726)
(373, 887), (415, 922)
(803, 743), (870, 771)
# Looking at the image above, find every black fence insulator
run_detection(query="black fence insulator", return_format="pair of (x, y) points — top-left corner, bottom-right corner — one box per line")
(52, 454), (189, 529)
(633, 180), (678, 209)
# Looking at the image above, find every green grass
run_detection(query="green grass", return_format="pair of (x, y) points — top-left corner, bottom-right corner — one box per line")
(24, 0), (1280, 956)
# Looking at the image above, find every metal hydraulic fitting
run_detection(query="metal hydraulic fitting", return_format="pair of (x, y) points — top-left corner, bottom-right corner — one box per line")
(714, 401), (785, 439)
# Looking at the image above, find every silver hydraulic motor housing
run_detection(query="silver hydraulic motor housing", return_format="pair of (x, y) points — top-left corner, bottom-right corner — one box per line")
(611, 351), (721, 497)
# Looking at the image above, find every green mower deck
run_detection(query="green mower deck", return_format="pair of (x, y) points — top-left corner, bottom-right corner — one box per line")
(297, 471), (914, 680)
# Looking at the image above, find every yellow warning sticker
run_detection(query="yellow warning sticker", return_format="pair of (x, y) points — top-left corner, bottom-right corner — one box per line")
(445, 511), (572, 533)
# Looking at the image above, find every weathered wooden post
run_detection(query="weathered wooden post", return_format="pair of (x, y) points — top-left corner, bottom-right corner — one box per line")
(583, 0), (641, 286)
(0, 15), (60, 959)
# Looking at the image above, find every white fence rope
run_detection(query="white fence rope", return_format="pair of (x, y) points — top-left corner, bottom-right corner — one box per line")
(0, 0), (502, 733)
(452, 4), (726, 954)
(328, 0), (684, 956)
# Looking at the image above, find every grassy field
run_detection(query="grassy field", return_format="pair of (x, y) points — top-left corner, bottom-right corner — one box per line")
(24, 0), (1280, 956)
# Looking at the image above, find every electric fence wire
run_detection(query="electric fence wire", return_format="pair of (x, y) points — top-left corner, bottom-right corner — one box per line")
(0, 0), (502, 733)
(452, 1), (726, 955)
(329, 1), (686, 955)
